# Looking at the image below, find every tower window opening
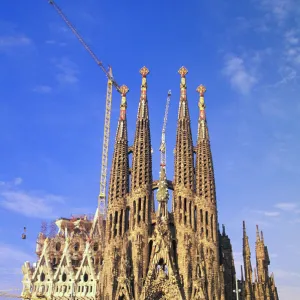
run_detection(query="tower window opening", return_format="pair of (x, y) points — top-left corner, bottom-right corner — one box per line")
(205, 211), (208, 225)
(119, 210), (123, 236)
(194, 206), (197, 231)
(83, 273), (88, 282)
(55, 242), (61, 251)
(138, 198), (141, 224)
(62, 273), (67, 282)
(74, 242), (79, 252)
(143, 197), (146, 222)
(133, 201), (136, 228)
(211, 214), (214, 241)
(109, 214), (112, 240)
(189, 201), (192, 226)
(114, 211), (118, 237)
(125, 207), (130, 232)
(40, 272), (45, 282)
(93, 243), (99, 252)
(72, 259), (79, 267)
(172, 240), (178, 268)
(184, 198), (187, 225)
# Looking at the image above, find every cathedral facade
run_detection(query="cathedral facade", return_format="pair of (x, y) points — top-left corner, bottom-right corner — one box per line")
(21, 66), (279, 300)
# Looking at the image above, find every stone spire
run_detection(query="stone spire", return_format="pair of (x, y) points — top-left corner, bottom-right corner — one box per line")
(107, 85), (129, 205)
(105, 85), (130, 247)
(243, 221), (253, 282)
(255, 225), (270, 283)
(194, 85), (221, 299)
(195, 85), (216, 203)
(129, 67), (153, 299)
(131, 66), (153, 192)
(243, 221), (253, 300)
(174, 66), (195, 190)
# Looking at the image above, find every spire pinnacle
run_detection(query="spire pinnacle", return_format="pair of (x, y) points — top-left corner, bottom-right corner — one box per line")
(196, 84), (209, 140)
(137, 66), (149, 119)
(243, 220), (247, 236)
(140, 66), (150, 78)
(196, 84), (207, 120)
(178, 66), (188, 102)
(260, 230), (264, 243)
(119, 85), (129, 121)
(222, 224), (226, 236)
(256, 225), (260, 242)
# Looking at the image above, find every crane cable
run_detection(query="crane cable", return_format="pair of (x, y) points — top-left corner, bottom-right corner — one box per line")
(48, 0), (121, 93)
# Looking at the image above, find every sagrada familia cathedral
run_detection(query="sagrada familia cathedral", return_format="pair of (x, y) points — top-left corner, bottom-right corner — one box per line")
(21, 66), (279, 299)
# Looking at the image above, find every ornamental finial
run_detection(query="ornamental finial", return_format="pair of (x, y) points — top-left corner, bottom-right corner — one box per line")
(196, 84), (206, 97)
(197, 85), (206, 120)
(178, 66), (188, 77)
(119, 85), (129, 96)
(119, 85), (129, 120)
(140, 66), (150, 77)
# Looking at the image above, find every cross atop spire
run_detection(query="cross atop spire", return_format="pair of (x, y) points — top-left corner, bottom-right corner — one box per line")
(197, 84), (206, 96)
(119, 85), (129, 95)
(178, 66), (188, 77)
(140, 66), (150, 77)
(138, 66), (149, 118)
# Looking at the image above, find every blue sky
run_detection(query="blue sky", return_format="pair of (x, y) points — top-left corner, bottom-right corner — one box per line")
(0, 0), (299, 299)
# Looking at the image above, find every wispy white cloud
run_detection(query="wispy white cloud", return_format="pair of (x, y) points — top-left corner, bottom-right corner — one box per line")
(252, 210), (281, 217)
(259, 0), (295, 22)
(0, 35), (31, 49)
(223, 56), (257, 95)
(54, 57), (79, 85)
(33, 85), (52, 94)
(45, 40), (67, 47)
(273, 268), (300, 279)
(264, 211), (280, 217)
(275, 202), (298, 211)
(0, 178), (66, 219)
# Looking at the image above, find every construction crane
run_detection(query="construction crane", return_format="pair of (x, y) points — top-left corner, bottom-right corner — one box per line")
(159, 90), (172, 169)
(48, 0), (122, 219)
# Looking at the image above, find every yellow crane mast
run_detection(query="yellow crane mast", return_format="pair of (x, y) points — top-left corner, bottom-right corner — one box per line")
(159, 90), (172, 169)
(48, 0), (122, 219)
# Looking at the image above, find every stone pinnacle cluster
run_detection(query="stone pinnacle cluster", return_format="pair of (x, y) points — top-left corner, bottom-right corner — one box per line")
(21, 66), (279, 300)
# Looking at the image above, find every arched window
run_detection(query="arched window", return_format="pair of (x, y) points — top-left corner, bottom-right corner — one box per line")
(83, 273), (88, 282)
(55, 242), (61, 251)
(62, 273), (67, 282)
(93, 242), (99, 251)
(74, 242), (79, 251)
(40, 272), (45, 282)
